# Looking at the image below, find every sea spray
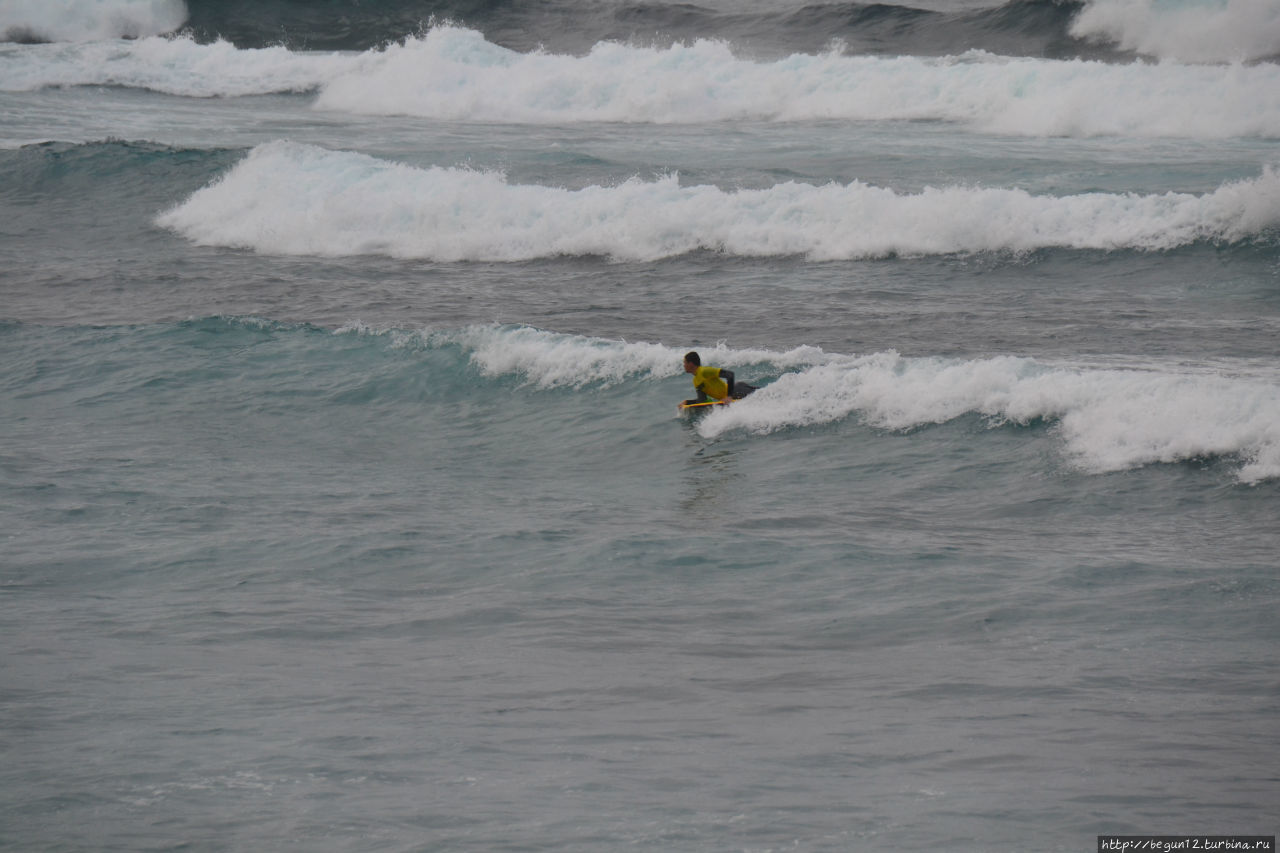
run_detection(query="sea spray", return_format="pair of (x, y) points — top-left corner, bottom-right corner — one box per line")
(0, 0), (188, 43)
(1071, 0), (1280, 64)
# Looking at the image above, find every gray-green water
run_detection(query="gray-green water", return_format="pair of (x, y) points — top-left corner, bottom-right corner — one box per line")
(2, 2), (1279, 850)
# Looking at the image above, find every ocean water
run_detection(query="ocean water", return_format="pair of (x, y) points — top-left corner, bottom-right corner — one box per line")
(1, 1), (1278, 851)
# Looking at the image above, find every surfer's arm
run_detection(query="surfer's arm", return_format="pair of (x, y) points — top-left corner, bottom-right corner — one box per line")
(682, 390), (710, 407)
(688, 378), (711, 404)
(720, 368), (735, 398)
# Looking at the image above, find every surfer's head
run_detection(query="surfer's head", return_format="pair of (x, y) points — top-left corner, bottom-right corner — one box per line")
(683, 351), (700, 373)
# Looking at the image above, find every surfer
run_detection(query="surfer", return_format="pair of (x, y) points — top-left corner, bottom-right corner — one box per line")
(682, 351), (756, 405)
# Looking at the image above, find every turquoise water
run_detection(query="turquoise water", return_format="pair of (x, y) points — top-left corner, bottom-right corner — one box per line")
(2, 1), (1279, 850)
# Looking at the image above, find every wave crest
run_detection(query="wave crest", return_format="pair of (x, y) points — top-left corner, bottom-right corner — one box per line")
(6, 26), (1276, 137)
(698, 351), (1280, 483)
(345, 322), (1280, 483)
(156, 141), (1280, 262)
(0, 0), (188, 43)
(1070, 0), (1280, 64)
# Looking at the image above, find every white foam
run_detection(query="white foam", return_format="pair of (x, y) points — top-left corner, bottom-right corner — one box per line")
(1071, 0), (1280, 64)
(311, 30), (1280, 137)
(156, 141), (1280, 262)
(398, 325), (829, 390)
(316, 322), (1280, 481)
(699, 353), (1280, 483)
(3, 25), (1279, 137)
(0, 34), (346, 96)
(340, 322), (1280, 482)
(0, 0), (188, 43)
(447, 327), (681, 389)
(333, 322), (833, 390)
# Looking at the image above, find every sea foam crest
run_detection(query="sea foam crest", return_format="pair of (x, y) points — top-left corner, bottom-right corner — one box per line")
(351, 325), (832, 390)
(0, 0), (187, 43)
(433, 326), (682, 389)
(3, 25), (1279, 137)
(312, 27), (1280, 136)
(1071, 0), (1280, 64)
(156, 142), (1280, 262)
(700, 353), (1280, 483)
(0, 34), (345, 96)
(287, 321), (1280, 482)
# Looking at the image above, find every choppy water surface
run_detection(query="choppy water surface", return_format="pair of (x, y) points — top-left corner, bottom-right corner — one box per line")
(2, 1), (1278, 850)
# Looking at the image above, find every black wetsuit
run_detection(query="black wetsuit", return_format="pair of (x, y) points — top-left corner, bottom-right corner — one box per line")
(719, 368), (757, 400)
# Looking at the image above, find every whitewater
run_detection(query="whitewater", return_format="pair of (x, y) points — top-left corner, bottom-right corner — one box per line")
(155, 141), (1280, 261)
(5, 27), (1280, 137)
(2, 1), (1278, 851)
(344, 323), (1280, 483)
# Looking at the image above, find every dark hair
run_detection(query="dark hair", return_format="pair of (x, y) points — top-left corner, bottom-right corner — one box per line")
(684, 351), (701, 366)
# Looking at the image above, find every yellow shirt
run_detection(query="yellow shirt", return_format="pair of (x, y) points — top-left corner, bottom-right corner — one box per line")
(692, 365), (729, 400)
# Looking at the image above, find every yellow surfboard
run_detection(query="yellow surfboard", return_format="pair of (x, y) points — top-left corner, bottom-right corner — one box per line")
(678, 399), (732, 412)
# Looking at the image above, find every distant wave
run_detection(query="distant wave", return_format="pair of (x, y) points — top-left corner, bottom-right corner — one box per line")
(0, 0), (188, 43)
(342, 321), (1280, 482)
(156, 141), (1280, 261)
(6, 0), (1086, 57)
(308, 30), (1280, 134)
(0, 36), (342, 97)
(5, 0), (1274, 63)
(5, 27), (1278, 137)
(1071, 0), (1280, 64)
